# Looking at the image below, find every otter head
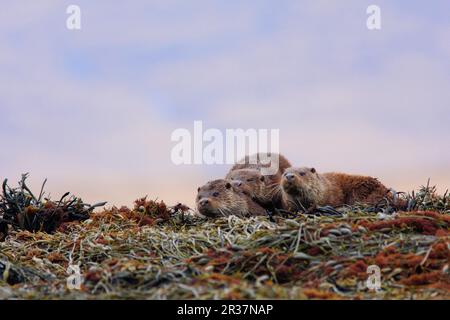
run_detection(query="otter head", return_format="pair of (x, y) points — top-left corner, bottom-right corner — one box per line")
(281, 167), (318, 196)
(196, 179), (242, 218)
(226, 169), (266, 197)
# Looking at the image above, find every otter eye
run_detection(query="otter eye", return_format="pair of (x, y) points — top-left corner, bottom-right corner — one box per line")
(299, 172), (306, 176)
(247, 179), (253, 182)
(213, 192), (219, 197)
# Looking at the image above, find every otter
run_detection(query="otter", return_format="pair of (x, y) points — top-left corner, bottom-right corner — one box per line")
(226, 168), (278, 208)
(226, 153), (292, 209)
(230, 152), (292, 174)
(196, 179), (267, 218)
(280, 167), (396, 212)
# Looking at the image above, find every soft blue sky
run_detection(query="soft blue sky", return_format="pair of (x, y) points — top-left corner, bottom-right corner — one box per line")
(0, 1), (449, 207)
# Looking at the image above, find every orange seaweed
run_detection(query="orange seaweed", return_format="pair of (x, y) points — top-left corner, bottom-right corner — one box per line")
(342, 260), (369, 279)
(359, 217), (441, 235)
(47, 252), (67, 264)
(206, 273), (242, 285)
(429, 242), (450, 260)
(400, 271), (444, 286)
(374, 251), (423, 269)
(303, 288), (339, 300)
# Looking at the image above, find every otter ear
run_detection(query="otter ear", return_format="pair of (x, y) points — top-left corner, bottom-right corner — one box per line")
(225, 182), (232, 189)
(260, 175), (265, 182)
(197, 187), (201, 192)
(311, 168), (316, 173)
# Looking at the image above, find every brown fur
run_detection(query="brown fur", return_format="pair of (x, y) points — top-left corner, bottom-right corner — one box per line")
(226, 169), (270, 206)
(281, 167), (392, 211)
(230, 152), (292, 173)
(227, 153), (291, 208)
(196, 179), (267, 218)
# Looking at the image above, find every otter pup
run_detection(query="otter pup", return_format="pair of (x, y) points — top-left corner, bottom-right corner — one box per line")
(227, 153), (292, 208)
(226, 168), (276, 208)
(280, 167), (393, 212)
(196, 179), (267, 218)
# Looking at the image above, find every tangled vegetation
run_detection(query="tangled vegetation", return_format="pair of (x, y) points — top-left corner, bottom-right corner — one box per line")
(0, 174), (106, 239)
(0, 176), (448, 299)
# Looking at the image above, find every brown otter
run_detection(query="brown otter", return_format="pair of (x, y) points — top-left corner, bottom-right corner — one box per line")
(230, 152), (292, 176)
(227, 153), (292, 208)
(280, 167), (396, 212)
(196, 179), (267, 218)
(226, 169), (265, 196)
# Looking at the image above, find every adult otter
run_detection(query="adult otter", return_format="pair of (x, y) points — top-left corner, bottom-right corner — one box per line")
(226, 153), (292, 208)
(280, 167), (395, 212)
(196, 179), (267, 218)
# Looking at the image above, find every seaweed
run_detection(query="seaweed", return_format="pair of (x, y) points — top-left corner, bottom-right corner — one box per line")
(0, 174), (106, 237)
(0, 180), (448, 299)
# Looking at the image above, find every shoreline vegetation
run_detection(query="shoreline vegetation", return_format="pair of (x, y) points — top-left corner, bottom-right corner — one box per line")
(0, 174), (449, 299)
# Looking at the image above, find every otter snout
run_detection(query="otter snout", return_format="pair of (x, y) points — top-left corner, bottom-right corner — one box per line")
(197, 198), (218, 217)
(231, 180), (243, 187)
(281, 172), (300, 195)
(198, 198), (210, 207)
(284, 172), (295, 182)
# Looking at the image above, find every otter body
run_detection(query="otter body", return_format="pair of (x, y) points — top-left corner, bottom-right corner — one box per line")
(281, 167), (391, 211)
(226, 153), (292, 208)
(196, 179), (267, 218)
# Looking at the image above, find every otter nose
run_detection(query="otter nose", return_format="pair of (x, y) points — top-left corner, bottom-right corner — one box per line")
(199, 199), (209, 207)
(284, 173), (295, 182)
(233, 180), (243, 187)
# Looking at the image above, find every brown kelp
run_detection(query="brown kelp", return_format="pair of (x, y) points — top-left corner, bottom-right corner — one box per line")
(0, 174), (106, 238)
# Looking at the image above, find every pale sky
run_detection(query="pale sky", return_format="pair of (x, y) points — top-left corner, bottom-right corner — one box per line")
(0, 1), (449, 208)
